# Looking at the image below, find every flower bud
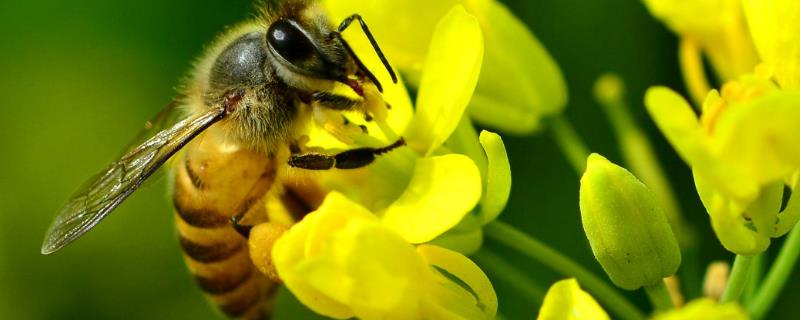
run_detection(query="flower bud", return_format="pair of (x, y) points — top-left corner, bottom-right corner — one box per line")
(579, 154), (681, 290)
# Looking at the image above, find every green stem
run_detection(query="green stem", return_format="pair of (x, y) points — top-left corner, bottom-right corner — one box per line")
(548, 115), (590, 174)
(742, 253), (764, 305)
(680, 246), (703, 299)
(485, 221), (645, 320)
(720, 255), (754, 303)
(644, 280), (674, 311)
(748, 224), (800, 319)
(472, 249), (546, 305)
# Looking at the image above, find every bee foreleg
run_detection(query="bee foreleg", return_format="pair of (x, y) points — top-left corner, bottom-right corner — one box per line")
(288, 138), (406, 170)
(311, 91), (359, 110)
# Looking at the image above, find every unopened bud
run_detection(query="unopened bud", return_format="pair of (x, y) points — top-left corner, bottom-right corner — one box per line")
(579, 153), (681, 290)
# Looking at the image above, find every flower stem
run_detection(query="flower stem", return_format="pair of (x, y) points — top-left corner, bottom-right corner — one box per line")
(748, 224), (800, 319)
(720, 254), (754, 303)
(472, 249), (546, 305)
(548, 115), (590, 174)
(678, 38), (711, 110)
(644, 280), (675, 311)
(742, 253), (764, 304)
(485, 221), (645, 320)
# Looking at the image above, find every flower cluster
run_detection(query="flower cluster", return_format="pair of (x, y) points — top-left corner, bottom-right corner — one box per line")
(644, 0), (800, 254)
(646, 74), (800, 254)
(244, 0), (800, 319)
(245, 0), (568, 318)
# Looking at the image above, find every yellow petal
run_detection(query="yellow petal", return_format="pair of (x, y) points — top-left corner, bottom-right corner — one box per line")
(775, 175), (800, 236)
(272, 197), (354, 318)
(746, 182), (784, 239)
(274, 192), (432, 319)
(694, 172), (771, 254)
(643, 0), (738, 38)
(407, 5), (484, 156)
(325, 0), (566, 135)
(418, 245), (498, 319)
(642, 0), (757, 80)
(466, 1), (567, 134)
(382, 154), (482, 243)
(429, 214), (484, 255)
(537, 279), (610, 320)
(274, 191), (497, 319)
(322, 0), (462, 76)
(743, 0), (800, 89)
(652, 298), (748, 320)
(644, 87), (759, 204)
(304, 192), (377, 258)
(301, 221), (428, 319)
(478, 131), (511, 224)
(712, 90), (800, 184)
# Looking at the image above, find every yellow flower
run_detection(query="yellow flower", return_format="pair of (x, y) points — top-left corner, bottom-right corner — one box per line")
(651, 298), (748, 320)
(641, 0), (758, 81)
(266, 8), (514, 318)
(323, 0), (567, 135)
(537, 281), (747, 320)
(305, 6), (512, 253)
(645, 74), (800, 254)
(537, 279), (610, 320)
(742, 0), (800, 89)
(272, 192), (497, 320)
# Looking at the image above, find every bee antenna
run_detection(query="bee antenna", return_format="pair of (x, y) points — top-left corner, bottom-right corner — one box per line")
(337, 14), (398, 85)
(332, 32), (383, 93)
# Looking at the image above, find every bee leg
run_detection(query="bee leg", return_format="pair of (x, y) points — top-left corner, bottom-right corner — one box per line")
(230, 214), (252, 238)
(288, 138), (406, 170)
(312, 89), (387, 123)
(311, 91), (359, 110)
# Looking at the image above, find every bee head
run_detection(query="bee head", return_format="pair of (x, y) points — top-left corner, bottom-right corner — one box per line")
(266, 18), (350, 83)
(264, 3), (396, 94)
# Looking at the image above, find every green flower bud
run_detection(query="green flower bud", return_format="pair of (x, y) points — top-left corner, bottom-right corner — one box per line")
(579, 154), (681, 290)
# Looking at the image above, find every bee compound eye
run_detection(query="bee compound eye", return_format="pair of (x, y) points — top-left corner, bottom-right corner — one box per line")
(267, 19), (315, 64)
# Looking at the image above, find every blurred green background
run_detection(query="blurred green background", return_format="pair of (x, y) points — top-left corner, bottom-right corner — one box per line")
(1, 0), (797, 319)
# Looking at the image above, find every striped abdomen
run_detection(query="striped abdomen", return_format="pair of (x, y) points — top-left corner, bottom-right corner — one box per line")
(172, 133), (278, 319)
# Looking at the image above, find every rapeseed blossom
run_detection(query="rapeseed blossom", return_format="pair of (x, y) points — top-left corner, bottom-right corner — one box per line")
(255, 6), (509, 318)
(645, 74), (800, 254)
(272, 192), (497, 319)
(324, 0), (567, 135)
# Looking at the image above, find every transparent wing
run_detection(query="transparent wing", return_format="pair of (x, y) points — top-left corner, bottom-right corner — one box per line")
(41, 106), (226, 254)
(122, 100), (184, 155)
(116, 100), (186, 189)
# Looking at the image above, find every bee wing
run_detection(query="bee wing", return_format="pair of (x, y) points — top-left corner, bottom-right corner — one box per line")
(122, 100), (185, 155)
(41, 106), (227, 255)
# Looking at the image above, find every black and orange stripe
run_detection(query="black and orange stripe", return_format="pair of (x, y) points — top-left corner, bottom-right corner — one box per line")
(172, 135), (279, 319)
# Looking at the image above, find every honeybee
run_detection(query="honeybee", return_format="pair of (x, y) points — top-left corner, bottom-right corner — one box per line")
(41, 0), (402, 318)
